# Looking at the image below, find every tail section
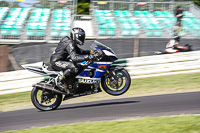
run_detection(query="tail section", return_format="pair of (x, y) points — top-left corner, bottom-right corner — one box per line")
(22, 62), (59, 76)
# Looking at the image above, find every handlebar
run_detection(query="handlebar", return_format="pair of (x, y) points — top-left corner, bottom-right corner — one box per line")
(80, 50), (103, 67)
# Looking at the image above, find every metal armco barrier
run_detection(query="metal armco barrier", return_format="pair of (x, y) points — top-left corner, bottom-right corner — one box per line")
(0, 50), (200, 95)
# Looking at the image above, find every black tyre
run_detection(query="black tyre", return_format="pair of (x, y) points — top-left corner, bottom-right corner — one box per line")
(31, 87), (62, 111)
(184, 44), (192, 51)
(101, 67), (131, 96)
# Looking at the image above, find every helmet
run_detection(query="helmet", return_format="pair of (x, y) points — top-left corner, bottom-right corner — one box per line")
(176, 6), (182, 10)
(70, 27), (85, 46)
(173, 35), (180, 42)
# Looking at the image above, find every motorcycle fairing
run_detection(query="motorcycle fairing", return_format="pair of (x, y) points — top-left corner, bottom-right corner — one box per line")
(76, 61), (112, 80)
(90, 40), (118, 62)
(75, 41), (118, 81)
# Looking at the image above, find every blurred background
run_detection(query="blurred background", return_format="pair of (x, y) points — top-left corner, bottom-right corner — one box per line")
(0, 0), (200, 72)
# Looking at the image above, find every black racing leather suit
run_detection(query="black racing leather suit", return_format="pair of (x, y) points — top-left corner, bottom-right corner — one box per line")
(50, 36), (90, 77)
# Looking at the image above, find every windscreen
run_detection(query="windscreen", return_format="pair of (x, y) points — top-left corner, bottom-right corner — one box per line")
(90, 40), (116, 55)
(90, 40), (107, 50)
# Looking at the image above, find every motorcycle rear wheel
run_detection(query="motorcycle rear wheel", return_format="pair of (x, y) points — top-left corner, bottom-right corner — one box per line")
(31, 87), (62, 111)
(101, 67), (131, 96)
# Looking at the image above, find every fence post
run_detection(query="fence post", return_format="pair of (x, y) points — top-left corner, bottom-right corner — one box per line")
(133, 37), (139, 57)
(0, 45), (9, 72)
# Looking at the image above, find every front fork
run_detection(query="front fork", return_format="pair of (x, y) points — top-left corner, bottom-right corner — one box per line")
(106, 70), (118, 86)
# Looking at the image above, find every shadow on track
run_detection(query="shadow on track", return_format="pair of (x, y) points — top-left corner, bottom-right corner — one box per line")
(55, 100), (140, 111)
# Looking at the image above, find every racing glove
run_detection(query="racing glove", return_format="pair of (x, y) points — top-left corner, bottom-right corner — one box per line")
(89, 50), (102, 61)
(88, 53), (97, 62)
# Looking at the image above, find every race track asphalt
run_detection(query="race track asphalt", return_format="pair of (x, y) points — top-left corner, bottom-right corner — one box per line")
(0, 91), (200, 132)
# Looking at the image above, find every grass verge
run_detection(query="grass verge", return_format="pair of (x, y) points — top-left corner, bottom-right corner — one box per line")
(1, 72), (200, 112)
(4, 115), (200, 133)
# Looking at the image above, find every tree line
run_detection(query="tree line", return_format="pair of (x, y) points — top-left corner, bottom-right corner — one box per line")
(0, 0), (199, 14)
(77, 0), (200, 14)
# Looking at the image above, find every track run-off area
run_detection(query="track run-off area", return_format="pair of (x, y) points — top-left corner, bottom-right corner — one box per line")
(0, 91), (200, 132)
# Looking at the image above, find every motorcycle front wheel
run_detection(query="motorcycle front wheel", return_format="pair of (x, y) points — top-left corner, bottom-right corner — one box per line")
(101, 66), (131, 96)
(31, 87), (62, 111)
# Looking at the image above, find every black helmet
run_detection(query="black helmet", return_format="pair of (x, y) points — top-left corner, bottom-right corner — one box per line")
(70, 27), (85, 46)
(173, 35), (180, 42)
(176, 6), (182, 10)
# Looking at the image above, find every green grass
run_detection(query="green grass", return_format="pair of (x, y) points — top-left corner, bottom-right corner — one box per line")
(4, 115), (200, 133)
(132, 72), (200, 94)
(1, 72), (200, 112)
(0, 91), (32, 111)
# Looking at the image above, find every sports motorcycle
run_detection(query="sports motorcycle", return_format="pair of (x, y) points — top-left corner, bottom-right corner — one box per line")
(154, 44), (192, 55)
(22, 41), (131, 111)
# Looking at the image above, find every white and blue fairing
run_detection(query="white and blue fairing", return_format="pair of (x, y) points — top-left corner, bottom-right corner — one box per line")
(76, 41), (118, 82)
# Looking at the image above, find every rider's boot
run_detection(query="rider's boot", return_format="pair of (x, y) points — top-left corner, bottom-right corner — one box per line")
(55, 69), (72, 90)
(55, 71), (67, 90)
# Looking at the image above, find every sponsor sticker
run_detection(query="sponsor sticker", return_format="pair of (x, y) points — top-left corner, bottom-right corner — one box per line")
(78, 79), (100, 84)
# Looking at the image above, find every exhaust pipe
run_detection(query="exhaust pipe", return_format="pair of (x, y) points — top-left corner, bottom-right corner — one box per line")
(33, 83), (68, 95)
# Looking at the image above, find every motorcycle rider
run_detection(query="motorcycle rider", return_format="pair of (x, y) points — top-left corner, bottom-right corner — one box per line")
(165, 35), (190, 53)
(50, 27), (99, 90)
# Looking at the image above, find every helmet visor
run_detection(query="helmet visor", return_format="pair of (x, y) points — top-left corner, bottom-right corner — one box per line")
(76, 33), (85, 45)
(78, 33), (85, 43)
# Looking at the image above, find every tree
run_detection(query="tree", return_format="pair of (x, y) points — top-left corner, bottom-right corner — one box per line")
(0, 1), (9, 7)
(77, 2), (89, 14)
(77, 0), (90, 14)
(30, 0), (51, 8)
(194, 0), (200, 6)
(0, 1), (18, 7)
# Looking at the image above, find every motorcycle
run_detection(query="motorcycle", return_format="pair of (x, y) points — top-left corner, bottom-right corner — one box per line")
(154, 44), (192, 55)
(22, 41), (131, 111)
